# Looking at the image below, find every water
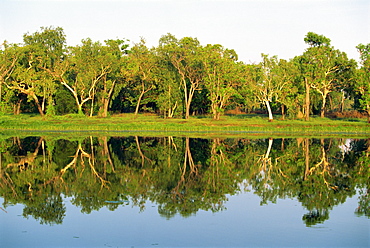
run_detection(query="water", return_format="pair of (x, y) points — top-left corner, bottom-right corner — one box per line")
(0, 136), (369, 247)
(1, 192), (368, 247)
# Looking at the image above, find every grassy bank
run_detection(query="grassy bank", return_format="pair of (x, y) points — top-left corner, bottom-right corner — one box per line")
(0, 113), (369, 138)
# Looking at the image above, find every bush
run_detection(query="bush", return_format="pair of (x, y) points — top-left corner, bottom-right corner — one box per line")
(327, 110), (367, 119)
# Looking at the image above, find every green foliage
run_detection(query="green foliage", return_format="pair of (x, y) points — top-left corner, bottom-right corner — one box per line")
(304, 32), (331, 47)
(54, 85), (76, 114)
(294, 32), (357, 119)
(0, 28), (365, 122)
(354, 43), (370, 122)
(0, 136), (368, 226)
(202, 44), (242, 119)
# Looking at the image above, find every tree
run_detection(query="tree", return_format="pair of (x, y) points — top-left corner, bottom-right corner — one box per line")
(155, 35), (183, 118)
(251, 54), (291, 122)
(4, 45), (47, 116)
(159, 34), (204, 119)
(304, 32), (331, 47)
(236, 63), (260, 114)
(355, 43), (370, 123)
(293, 54), (312, 120)
(23, 26), (67, 116)
(128, 39), (157, 115)
(97, 39), (129, 117)
(1, 27), (66, 116)
(47, 39), (111, 115)
(202, 44), (242, 120)
(72, 39), (113, 115)
(274, 59), (300, 119)
(0, 42), (21, 113)
(44, 38), (129, 116)
(154, 57), (182, 118)
(301, 32), (355, 118)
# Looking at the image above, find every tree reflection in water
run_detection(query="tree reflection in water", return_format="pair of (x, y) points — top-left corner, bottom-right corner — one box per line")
(0, 136), (368, 226)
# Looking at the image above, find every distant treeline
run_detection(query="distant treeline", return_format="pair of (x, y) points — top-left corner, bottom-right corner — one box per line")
(0, 27), (369, 121)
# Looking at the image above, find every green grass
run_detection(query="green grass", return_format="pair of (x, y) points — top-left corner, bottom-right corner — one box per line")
(0, 113), (369, 138)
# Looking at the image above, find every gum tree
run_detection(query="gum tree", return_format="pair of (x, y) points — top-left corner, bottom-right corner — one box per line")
(202, 44), (243, 120)
(128, 39), (158, 115)
(159, 34), (204, 119)
(252, 54), (291, 122)
(274, 59), (300, 119)
(23, 26), (67, 115)
(155, 34), (183, 118)
(4, 44), (47, 116)
(355, 43), (370, 122)
(154, 57), (182, 118)
(301, 32), (355, 118)
(0, 42), (21, 112)
(45, 38), (129, 116)
(2, 27), (66, 116)
(98, 39), (129, 117)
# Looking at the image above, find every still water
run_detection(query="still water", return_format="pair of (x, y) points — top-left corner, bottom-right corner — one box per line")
(0, 136), (369, 247)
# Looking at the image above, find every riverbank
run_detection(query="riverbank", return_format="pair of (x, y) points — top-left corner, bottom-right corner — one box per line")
(0, 114), (369, 138)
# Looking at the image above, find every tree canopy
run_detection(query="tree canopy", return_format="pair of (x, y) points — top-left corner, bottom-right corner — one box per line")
(0, 28), (368, 121)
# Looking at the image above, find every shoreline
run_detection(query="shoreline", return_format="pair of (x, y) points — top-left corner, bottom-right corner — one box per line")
(1, 114), (369, 138)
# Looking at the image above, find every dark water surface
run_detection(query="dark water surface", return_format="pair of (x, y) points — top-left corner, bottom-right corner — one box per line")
(0, 136), (369, 247)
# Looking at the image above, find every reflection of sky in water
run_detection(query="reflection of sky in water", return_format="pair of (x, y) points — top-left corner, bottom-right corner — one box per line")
(339, 139), (353, 154)
(1, 191), (368, 248)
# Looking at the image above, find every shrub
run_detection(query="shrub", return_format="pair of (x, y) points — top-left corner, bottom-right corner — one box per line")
(328, 110), (367, 119)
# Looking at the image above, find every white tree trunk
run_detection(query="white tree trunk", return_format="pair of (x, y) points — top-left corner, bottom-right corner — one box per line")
(265, 100), (273, 122)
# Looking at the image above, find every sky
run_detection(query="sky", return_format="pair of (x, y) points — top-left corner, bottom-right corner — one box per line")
(1, 0), (369, 63)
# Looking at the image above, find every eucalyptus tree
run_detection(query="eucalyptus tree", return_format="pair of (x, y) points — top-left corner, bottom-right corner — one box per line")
(97, 39), (129, 117)
(293, 54), (313, 120)
(155, 35), (183, 118)
(274, 59), (301, 119)
(154, 57), (182, 118)
(0, 42), (21, 112)
(251, 54), (292, 122)
(23, 26), (66, 116)
(4, 44), (47, 116)
(1, 27), (66, 116)
(46, 38), (129, 116)
(158, 34), (204, 119)
(202, 44), (243, 120)
(70, 39), (113, 115)
(127, 39), (158, 115)
(355, 43), (370, 122)
(301, 32), (355, 118)
(300, 31), (330, 115)
(236, 63), (260, 113)
(44, 39), (101, 115)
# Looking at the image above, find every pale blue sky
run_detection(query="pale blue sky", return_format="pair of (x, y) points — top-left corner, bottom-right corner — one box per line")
(1, 0), (369, 63)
